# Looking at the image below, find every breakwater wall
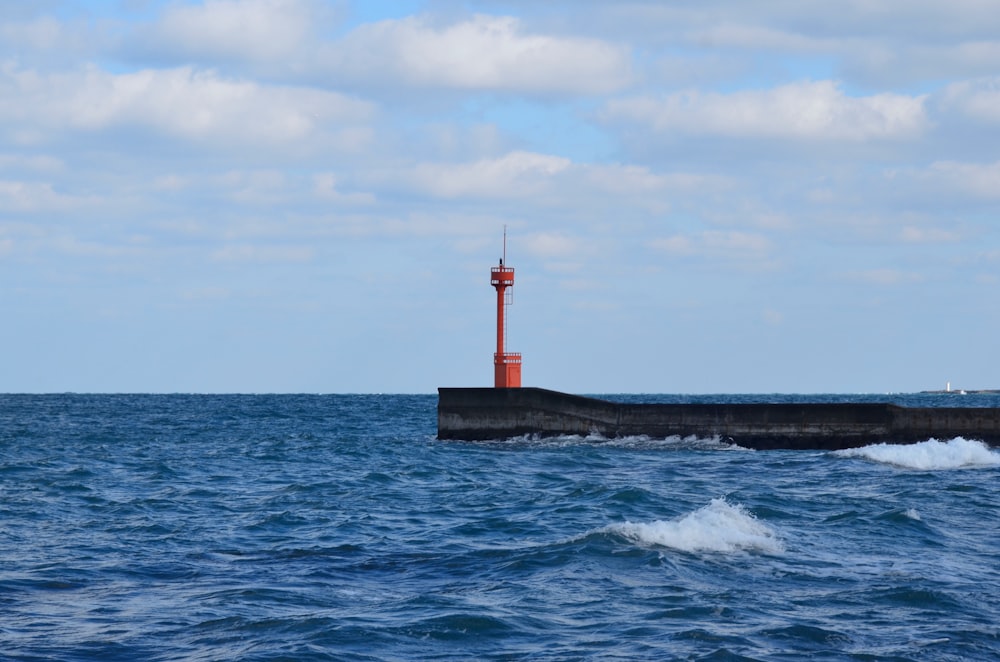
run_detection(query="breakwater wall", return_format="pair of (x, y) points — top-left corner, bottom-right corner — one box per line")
(437, 387), (1000, 450)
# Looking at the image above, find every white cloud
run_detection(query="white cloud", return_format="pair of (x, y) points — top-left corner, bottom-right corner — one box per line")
(211, 243), (315, 263)
(650, 235), (694, 256)
(604, 81), (928, 141)
(702, 230), (772, 254)
(324, 14), (632, 94)
(950, 41), (1000, 71)
(49, 235), (144, 258)
(651, 230), (773, 262)
(916, 160), (1000, 200)
(313, 173), (376, 205)
(691, 24), (835, 52)
(409, 151), (571, 199)
(594, 1), (1000, 48)
(180, 286), (232, 301)
(0, 15), (67, 52)
(375, 211), (510, 240)
(940, 77), (1000, 123)
(900, 226), (960, 243)
(0, 153), (63, 173)
(0, 180), (96, 212)
(525, 232), (585, 259)
(0, 63), (374, 146)
(400, 154), (727, 210)
(149, 0), (318, 61)
(153, 174), (188, 192)
(762, 308), (784, 326)
(873, 42), (1000, 85)
(583, 164), (727, 196)
(847, 268), (923, 286)
(220, 170), (287, 205)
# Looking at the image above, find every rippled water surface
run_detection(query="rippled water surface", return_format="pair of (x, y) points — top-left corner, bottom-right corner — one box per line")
(2, 394), (999, 660)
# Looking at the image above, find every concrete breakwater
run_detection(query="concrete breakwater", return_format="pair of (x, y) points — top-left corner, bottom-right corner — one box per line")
(437, 387), (1000, 450)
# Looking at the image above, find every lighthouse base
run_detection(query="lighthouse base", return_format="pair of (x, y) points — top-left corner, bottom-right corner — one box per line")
(493, 353), (522, 388)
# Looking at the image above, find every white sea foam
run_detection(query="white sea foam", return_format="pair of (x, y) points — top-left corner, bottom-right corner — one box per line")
(492, 434), (748, 451)
(601, 434), (750, 451)
(609, 498), (784, 555)
(834, 437), (1000, 470)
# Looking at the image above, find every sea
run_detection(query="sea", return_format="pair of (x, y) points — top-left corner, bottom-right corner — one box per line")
(2, 392), (1000, 661)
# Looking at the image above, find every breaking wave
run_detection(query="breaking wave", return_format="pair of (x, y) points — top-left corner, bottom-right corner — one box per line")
(834, 437), (1000, 470)
(607, 498), (784, 555)
(478, 433), (748, 451)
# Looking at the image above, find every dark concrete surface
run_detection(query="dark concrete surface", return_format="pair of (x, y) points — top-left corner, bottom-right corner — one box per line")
(437, 387), (1000, 450)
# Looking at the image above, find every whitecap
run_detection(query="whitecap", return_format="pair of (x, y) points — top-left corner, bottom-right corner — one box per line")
(600, 435), (751, 451)
(834, 437), (1000, 470)
(482, 434), (748, 451)
(608, 498), (784, 555)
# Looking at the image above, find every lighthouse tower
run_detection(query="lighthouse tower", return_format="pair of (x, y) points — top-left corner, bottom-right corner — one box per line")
(491, 231), (521, 388)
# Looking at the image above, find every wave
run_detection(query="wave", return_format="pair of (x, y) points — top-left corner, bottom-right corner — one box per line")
(599, 435), (750, 451)
(606, 499), (784, 555)
(475, 434), (748, 451)
(834, 437), (1000, 470)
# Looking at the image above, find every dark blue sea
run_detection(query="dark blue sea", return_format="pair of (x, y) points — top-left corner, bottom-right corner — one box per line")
(3, 393), (1000, 661)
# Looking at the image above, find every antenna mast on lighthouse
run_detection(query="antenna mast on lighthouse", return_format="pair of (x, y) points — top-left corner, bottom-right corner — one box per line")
(490, 227), (521, 388)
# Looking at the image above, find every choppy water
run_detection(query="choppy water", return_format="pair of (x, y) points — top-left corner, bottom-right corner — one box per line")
(2, 393), (999, 661)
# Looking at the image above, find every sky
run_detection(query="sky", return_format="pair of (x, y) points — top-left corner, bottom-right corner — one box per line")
(2, 0), (999, 394)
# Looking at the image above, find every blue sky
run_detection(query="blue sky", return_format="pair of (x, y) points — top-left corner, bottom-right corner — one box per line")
(2, 0), (999, 393)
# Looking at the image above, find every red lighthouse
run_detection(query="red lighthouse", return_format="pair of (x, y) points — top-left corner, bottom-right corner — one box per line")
(491, 231), (521, 388)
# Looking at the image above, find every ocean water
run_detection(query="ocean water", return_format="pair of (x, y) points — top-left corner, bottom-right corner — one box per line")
(2, 393), (999, 661)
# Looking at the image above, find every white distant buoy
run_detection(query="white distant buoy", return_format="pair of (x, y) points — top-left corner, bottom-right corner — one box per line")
(946, 381), (951, 392)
